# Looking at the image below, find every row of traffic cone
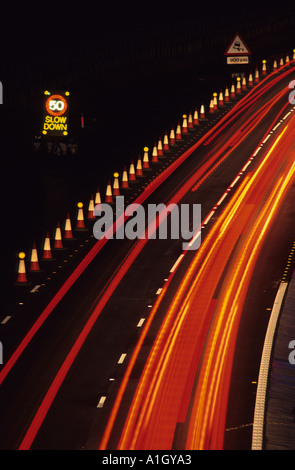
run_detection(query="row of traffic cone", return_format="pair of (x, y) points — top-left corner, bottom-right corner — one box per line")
(14, 78), (247, 284)
(15, 200), (99, 284)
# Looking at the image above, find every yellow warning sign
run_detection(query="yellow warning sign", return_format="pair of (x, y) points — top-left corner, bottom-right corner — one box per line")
(41, 91), (70, 136)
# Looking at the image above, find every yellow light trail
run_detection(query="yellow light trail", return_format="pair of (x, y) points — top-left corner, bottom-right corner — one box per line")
(117, 118), (295, 450)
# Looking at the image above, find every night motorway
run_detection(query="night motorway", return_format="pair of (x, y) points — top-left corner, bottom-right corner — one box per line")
(1, 0), (295, 461)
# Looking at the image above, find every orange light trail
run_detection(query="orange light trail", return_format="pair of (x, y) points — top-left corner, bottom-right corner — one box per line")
(113, 115), (295, 450)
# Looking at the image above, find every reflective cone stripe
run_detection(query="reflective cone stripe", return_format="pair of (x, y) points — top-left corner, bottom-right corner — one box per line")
(76, 202), (86, 229)
(152, 143), (159, 163)
(105, 180), (113, 203)
(64, 212), (74, 239)
(157, 138), (164, 156)
(143, 147), (150, 168)
(136, 156), (143, 176)
(176, 122), (182, 140)
(121, 166), (129, 188)
(170, 128), (175, 145)
(113, 172), (120, 196)
(42, 231), (53, 259)
(30, 242), (40, 271)
(182, 115), (188, 133)
(129, 160), (136, 181)
(16, 252), (28, 283)
(163, 132), (169, 150)
(193, 108), (199, 125)
(54, 221), (64, 249)
(87, 195), (95, 219)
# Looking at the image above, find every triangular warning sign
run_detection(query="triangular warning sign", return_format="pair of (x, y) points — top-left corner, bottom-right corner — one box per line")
(225, 33), (251, 56)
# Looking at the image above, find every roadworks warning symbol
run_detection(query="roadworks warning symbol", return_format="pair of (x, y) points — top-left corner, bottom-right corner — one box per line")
(225, 33), (251, 56)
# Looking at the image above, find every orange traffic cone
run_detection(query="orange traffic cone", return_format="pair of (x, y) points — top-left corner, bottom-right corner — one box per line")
(286, 55), (290, 65)
(236, 77), (241, 94)
(176, 122), (182, 140)
(105, 180), (113, 203)
(64, 212), (74, 240)
(152, 143), (159, 163)
(254, 68), (259, 83)
(170, 127), (175, 145)
(136, 155), (144, 177)
(200, 104), (205, 119)
(182, 115), (188, 134)
(143, 147), (150, 169)
(121, 166), (130, 189)
(273, 60), (277, 72)
(219, 91), (224, 106)
(30, 242), (41, 272)
(129, 160), (136, 181)
(209, 99), (214, 113)
(193, 108), (199, 125)
(248, 73), (253, 86)
(113, 172), (120, 196)
(95, 187), (102, 209)
(87, 195), (96, 219)
(75, 202), (87, 230)
(15, 252), (30, 284)
(163, 132), (169, 150)
(279, 57), (284, 67)
(262, 60), (267, 76)
(242, 76), (247, 90)
(230, 83), (235, 98)
(54, 221), (65, 249)
(157, 137), (164, 156)
(213, 93), (218, 110)
(224, 87), (230, 102)
(42, 231), (53, 260)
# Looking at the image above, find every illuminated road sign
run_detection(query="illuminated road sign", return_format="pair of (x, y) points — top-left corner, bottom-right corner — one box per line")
(225, 33), (251, 68)
(42, 90), (70, 136)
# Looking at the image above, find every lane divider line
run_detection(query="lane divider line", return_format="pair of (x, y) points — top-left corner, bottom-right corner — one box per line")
(97, 396), (107, 408)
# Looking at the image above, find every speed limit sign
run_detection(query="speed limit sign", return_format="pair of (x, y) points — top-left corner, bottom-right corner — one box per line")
(45, 94), (68, 117)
